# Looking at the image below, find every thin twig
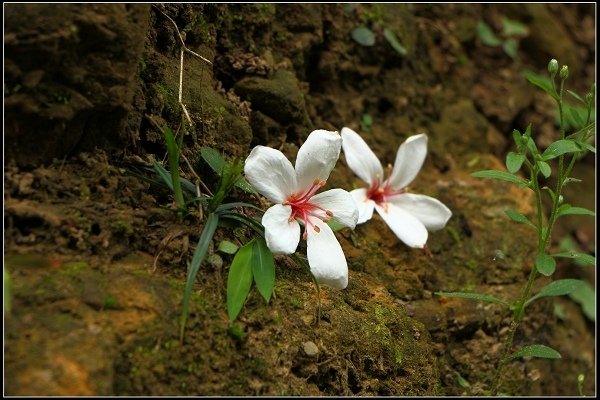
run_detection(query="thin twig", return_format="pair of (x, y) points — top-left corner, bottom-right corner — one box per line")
(152, 5), (212, 65)
(180, 152), (213, 196)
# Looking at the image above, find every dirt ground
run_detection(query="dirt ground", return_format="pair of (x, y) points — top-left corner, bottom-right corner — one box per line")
(4, 3), (596, 396)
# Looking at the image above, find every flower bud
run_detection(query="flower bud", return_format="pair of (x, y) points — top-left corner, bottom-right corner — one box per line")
(578, 374), (585, 384)
(586, 83), (595, 104)
(560, 65), (569, 80)
(548, 59), (558, 76)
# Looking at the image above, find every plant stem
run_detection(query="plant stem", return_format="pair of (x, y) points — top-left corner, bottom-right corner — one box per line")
(491, 87), (569, 395)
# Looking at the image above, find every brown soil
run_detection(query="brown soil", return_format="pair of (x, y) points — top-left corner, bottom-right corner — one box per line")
(4, 3), (595, 396)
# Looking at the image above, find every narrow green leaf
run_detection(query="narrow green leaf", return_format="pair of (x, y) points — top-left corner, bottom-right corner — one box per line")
(557, 205), (595, 218)
(180, 213), (219, 341)
(327, 219), (346, 232)
(227, 240), (255, 321)
(351, 26), (376, 46)
(219, 212), (265, 237)
(163, 126), (185, 210)
(505, 152), (525, 173)
(575, 140), (596, 154)
(152, 160), (174, 191)
(201, 146), (226, 175)
(535, 253), (556, 276)
(252, 238), (276, 303)
(383, 28), (407, 55)
(506, 344), (561, 360)
(522, 69), (559, 101)
(552, 252), (596, 266)
(525, 279), (585, 307)
(504, 209), (535, 228)
(526, 136), (539, 156)
(218, 240), (239, 255)
(537, 160), (551, 178)
(569, 107), (585, 129)
(542, 139), (583, 160)
(434, 291), (509, 306)
(234, 176), (257, 194)
(477, 20), (502, 46)
(471, 170), (528, 186)
(215, 202), (264, 214)
(567, 90), (586, 104)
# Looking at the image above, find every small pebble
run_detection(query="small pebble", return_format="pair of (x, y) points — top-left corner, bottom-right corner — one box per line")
(303, 341), (319, 357)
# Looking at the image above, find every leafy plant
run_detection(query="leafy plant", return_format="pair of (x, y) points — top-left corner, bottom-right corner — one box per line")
(350, 25), (407, 56)
(477, 16), (529, 59)
(436, 59), (595, 395)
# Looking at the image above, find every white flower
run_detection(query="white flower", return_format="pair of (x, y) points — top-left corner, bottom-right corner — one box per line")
(341, 127), (452, 249)
(244, 129), (359, 290)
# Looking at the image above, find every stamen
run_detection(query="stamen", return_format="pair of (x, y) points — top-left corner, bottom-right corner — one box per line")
(313, 225), (320, 233)
(325, 210), (333, 217)
(302, 231), (308, 240)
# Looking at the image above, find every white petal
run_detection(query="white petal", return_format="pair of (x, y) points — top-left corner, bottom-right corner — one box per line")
(262, 204), (300, 254)
(388, 193), (452, 231)
(244, 146), (297, 203)
(311, 188), (359, 229)
(295, 129), (342, 193)
(350, 188), (375, 224)
(340, 127), (384, 186)
(306, 219), (348, 290)
(387, 133), (428, 190)
(374, 203), (428, 248)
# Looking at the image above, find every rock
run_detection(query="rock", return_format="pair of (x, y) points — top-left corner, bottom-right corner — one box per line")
(4, 4), (151, 166)
(302, 341), (319, 357)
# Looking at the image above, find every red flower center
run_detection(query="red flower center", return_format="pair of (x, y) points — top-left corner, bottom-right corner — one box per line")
(366, 180), (405, 206)
(284, 179), (333, 239)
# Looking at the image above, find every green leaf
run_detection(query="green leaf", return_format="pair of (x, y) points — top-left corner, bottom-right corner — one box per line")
(525, 279), (585, 307)
(383, 28), (407, 55)
(152, 160), (174, 191)
(552, 252), (596, 267)
(512, 129), (523, 147)
(522, 69), (559, 101)
(504, 209), (535, 228)
(477, 20), (502, 46)
(218, 240), (239, 255)
(569, 107), (585, 129)
(526, 136), (539, 156)
(252, 238), (276, 303)
(505, 152), (525, 173)
(576, 140), (596, 154)
(542, 139), (583, 160)
(501, 16), (529, 37)
(163, 126), (185, 210)
(567, 89), (586, 104)
(557, 205), (595, 218)
(569, 281), (595, 322)
(351, 26), (376, 46)
(201, 147), (256, 194)
(502, 38), (518, 59)
(180, 213), (219, 341)
(227, 240), (255, 321)
(537, 160), (551, 178)
(201, 146), (226, 175)
(234, 176), (257, 194)
(434, 291), (509, 306)
(507, 344), (561, 360)
(471, 170), (528, 186)
(327, 219), (346, 232)
(535, 253), (556, 276)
